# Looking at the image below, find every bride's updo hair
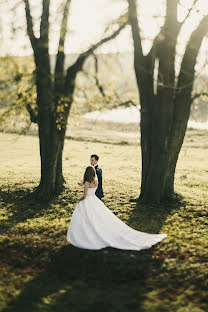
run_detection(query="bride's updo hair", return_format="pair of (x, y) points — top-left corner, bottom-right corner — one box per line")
(83, 166), (96, 184)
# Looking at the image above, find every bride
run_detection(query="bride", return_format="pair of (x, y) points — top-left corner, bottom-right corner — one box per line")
(67, 166), (167, 251)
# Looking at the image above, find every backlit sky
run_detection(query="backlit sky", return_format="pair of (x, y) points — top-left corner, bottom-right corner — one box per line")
(0, 0), (208, 72)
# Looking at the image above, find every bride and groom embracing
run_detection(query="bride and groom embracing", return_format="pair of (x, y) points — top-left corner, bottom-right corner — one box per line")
(66, 154), (167, 251)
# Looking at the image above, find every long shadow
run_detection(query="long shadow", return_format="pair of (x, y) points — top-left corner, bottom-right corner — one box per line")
(3, 195), (185, 312)
(0, 185), (79, 235)
(0, 187), (48, 234)
(4, 244), (156, 312)
(127, 197), (182, 233)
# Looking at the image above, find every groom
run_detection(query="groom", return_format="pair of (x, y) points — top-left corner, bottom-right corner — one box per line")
(90, 154), (104, 200)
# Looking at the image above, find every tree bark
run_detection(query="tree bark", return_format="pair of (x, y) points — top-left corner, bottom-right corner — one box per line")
(128, 0), (208, 203)
(139, 94), (175, 203)
(22, 0), (128, 200)
(37, 127), (66, 199)
(33, 41), (67, 199)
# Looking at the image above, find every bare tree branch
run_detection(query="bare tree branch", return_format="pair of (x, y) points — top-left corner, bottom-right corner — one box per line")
(10, 0), (22, 12)
(23, 0), (37, 50)
(92, 53), (105, 98)
(40, 0), (50, 43)
(127, 0), (144, 64)
(155, 0), (180, 89)
(55, 0), (71, 80)
(149, 0), (197, 62)
(180, 0), (198, 25)
(191, 92), (208, 102)
(58, 0), (71, 52)
(112, 99), (138, 110)
(26, 103), (38, 123)
(113, 89), (139, 109)
(65, 21), (128, 87)
(177, 14), (208, 91)
(104, 11), (128, 33)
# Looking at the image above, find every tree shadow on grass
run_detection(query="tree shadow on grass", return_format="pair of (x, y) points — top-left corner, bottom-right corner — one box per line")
(0, 185), (78, 234)
(4, 244), (157, 312)
(3, 194), (185, 312)
(0, 187), (48, 234)
(127, 197), (183, 234)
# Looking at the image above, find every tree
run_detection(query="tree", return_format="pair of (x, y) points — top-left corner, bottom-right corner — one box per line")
(127, 0), (208, 203)
(18, 0), (127, 199)
(72, 52), (139, 115)
(0, 56), (36, 133)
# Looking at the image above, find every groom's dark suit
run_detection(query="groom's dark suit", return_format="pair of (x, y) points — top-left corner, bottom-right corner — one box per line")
(94, 164), (104, 200)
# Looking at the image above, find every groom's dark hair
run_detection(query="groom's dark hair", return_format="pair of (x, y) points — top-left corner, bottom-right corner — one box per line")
(91, 154), (99, 161)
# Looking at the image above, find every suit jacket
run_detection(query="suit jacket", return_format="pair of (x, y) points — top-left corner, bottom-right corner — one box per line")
(94, 164), (104, 199)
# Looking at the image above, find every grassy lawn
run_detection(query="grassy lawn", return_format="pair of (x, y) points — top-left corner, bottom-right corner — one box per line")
(0, 126), (208, 312)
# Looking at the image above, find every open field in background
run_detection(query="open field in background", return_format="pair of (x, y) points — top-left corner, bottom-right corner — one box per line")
(2, 115), (208, 146)
(0, 124), (208, 311)
(0, 117), (140, 146)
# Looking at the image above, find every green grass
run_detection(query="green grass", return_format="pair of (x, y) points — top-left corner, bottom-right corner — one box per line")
(0, 126), (208, 312)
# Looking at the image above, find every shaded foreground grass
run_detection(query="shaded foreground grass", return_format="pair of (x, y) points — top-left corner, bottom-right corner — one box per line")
(0, 130), (208, 312)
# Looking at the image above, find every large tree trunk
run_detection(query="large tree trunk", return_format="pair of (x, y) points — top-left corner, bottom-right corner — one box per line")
(37, 127), (66, 199)
(128, 0), (208, 204)
(139, 85), (193, 203)
(34, 45), (67, 200)
(139, 94), (176, 203)
(22, 0), (130, 200)
(36, 86), (70, 199)
(55, 140), (65, 191)
(138, 58), (154, 198)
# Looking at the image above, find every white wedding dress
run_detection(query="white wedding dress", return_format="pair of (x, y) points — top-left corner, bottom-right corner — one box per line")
(66, 187), (167, 251)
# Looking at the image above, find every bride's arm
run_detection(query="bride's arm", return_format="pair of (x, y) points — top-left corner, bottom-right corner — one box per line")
(77, 180), (84, 186)
(94, 177), (98, 188)
(78, 182), (89, 201)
